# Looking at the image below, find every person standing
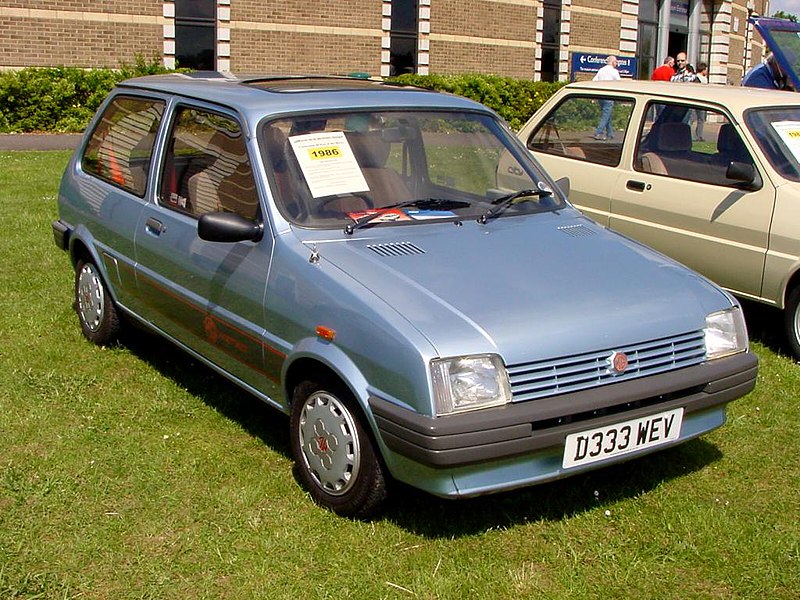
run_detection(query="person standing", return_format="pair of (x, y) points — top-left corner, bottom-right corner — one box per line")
(592, 55), (621, 141)
(670, 52), (697, 83)
(651, 56), (675, 81)
(693, 62), (708, 141)
(695, 62), (708, 84)
(742, 53), (791, 89)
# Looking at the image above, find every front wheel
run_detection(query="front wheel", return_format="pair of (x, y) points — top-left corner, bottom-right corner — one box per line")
(74, 259), (121, 345)
(784, 286), (800, 360)
(290, 379), (387, 518)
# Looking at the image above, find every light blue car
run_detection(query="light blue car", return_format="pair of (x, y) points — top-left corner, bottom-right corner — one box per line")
(53, 74), (757, 517)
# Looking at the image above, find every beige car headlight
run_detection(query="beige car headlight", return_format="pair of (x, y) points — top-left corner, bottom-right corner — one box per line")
(704, 307), (749, 359)
(430, 354), (512, 416)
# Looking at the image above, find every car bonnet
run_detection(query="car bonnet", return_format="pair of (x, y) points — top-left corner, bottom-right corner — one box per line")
(305, 213), (732, 364)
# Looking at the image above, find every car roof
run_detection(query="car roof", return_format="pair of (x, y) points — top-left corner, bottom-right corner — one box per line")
(558, 79), (799, 113)
(116, 72), (487, 118)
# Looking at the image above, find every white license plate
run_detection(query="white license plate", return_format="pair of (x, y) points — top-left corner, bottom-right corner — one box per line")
(562, 407), (684, 469)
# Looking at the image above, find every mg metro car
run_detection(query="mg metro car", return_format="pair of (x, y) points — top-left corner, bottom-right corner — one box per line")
(53, 74), (757, 517)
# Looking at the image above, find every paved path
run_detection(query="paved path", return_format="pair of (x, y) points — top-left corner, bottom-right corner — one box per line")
(0, 133), (81, 151)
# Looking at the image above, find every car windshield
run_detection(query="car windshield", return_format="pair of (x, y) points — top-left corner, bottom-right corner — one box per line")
(745, 107), (800, 182)
(259, 110), (562, 229)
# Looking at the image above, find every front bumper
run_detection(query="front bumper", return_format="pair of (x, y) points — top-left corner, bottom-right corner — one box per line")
(370, 351), (757, 469)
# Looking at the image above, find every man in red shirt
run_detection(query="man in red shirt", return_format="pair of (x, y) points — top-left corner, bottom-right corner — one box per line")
(651, 56), (675, 81)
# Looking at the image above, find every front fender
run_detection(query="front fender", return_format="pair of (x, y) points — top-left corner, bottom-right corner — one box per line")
(283, 336), (375, 414)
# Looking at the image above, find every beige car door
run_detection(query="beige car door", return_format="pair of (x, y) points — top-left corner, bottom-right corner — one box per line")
(520, 95), (637, 226)
(608, 101), (774, 298)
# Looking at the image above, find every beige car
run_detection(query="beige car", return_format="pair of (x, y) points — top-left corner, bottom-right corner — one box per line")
(512, 79), (800, 358)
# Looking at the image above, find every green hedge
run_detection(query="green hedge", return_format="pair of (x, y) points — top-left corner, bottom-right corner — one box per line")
(0, 58), (174, 133)
(388, 74), (565, 131)
(0, 67), (564, 133)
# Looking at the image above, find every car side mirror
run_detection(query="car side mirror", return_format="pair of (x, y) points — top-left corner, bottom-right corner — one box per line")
(726, 161), (760, 189)
(198, 212), (263, 243)
(555, 176), (570, 198)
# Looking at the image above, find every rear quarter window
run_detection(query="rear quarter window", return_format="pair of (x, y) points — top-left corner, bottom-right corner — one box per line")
(81, 95), (165, 197)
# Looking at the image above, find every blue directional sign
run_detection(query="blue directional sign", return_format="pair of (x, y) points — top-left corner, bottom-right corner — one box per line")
(571, 52), (638, 80)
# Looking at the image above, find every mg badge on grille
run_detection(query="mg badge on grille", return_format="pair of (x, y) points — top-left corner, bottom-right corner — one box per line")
(609, 351), (629, 374)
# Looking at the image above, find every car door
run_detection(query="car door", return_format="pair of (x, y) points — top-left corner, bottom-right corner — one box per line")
(134, 103), (279, 395)
(608, 100), (774, 298)
(519, 93), (637, 226)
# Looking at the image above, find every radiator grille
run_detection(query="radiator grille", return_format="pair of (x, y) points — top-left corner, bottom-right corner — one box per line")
(507, 331), (706, 402)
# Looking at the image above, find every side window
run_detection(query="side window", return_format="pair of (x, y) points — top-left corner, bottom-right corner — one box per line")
(635, 103), (756, 186)
(82, 96), (164, 197)
(159, 107), (260, 221)
(527, 95), (634, 167)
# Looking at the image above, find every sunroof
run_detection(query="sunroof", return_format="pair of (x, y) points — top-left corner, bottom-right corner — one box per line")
(243, 76), (410, 93)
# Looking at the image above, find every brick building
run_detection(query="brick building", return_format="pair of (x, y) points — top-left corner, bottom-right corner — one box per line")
(0, 1), (771, 84)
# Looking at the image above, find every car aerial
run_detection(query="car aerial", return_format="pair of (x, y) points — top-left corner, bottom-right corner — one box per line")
(514, 33), (800, 359)
(53, 73), (757, 518)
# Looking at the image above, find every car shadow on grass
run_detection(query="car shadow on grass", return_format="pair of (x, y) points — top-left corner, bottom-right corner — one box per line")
(382, 438), (723, 536)
(119, 325), (292, 459)
(739, 298), (795, 359)
(118, 322), (725, 535)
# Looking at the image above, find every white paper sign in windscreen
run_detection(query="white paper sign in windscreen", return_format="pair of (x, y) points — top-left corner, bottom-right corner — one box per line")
(771, 121), (800, 163)
(288, 131), (369, 198)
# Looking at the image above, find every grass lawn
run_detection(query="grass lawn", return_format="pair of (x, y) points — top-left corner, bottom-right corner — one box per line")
(1, 151), (798, 599)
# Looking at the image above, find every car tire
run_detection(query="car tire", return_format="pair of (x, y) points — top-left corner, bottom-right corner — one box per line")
(784, 286), (800, 360)
(74, 259), (121, 345)
(290, 379), (388, 518)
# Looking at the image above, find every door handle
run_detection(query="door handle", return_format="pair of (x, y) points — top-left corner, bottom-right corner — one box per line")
(145, 217), (166, 235)
(626, 180), (646, 192)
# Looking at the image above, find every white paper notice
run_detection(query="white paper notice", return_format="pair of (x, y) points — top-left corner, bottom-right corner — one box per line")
(771, 121), (800, 163)
(288, 131), (370, 198)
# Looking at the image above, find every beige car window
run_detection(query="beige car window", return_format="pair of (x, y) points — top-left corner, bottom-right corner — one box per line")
(526, 95), (634, 167)
(635, 103), (756, 187)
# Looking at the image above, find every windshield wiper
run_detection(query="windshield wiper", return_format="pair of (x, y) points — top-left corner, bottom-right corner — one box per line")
(477, 187), (552, 224)
(344, 198), (470, 235)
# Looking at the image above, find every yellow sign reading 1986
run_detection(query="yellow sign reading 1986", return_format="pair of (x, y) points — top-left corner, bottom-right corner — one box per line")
(308, 146), (342, 160)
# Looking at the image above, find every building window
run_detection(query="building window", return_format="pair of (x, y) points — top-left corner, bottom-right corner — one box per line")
(390, 0), (418, 75)
(638, 0), (660, 79)
(541, 0), (562, 82)
(175, 0), (216, 70)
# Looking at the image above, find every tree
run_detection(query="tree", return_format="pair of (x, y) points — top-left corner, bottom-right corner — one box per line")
(772, 10), (799, 23)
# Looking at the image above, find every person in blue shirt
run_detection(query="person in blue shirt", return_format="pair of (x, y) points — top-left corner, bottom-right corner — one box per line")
(742, 53), (792, 90)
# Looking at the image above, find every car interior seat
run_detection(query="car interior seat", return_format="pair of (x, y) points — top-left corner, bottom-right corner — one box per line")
(716, 123), (750, 165)
(638, 122), (693, 176)
(346, 131), (413, 208)
(188, 128), (259, 219)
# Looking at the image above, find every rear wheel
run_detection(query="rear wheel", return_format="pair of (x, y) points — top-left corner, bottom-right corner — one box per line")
(74, 259), (121, 345)
(290, 379), (387, 518)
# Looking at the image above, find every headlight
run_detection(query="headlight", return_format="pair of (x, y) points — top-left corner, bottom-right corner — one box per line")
(430, 354), (512, 416)
(704, 307), (748, 359)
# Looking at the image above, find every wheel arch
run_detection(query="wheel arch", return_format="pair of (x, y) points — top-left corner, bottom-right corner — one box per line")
(281, 345), (392, 460)
(282, 344), (371, 417)
(782, 267), (800, 309)
(68, 236), (93, 269)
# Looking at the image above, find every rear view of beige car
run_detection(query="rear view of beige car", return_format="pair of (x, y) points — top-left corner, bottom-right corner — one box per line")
(513, 79), (800, 358)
